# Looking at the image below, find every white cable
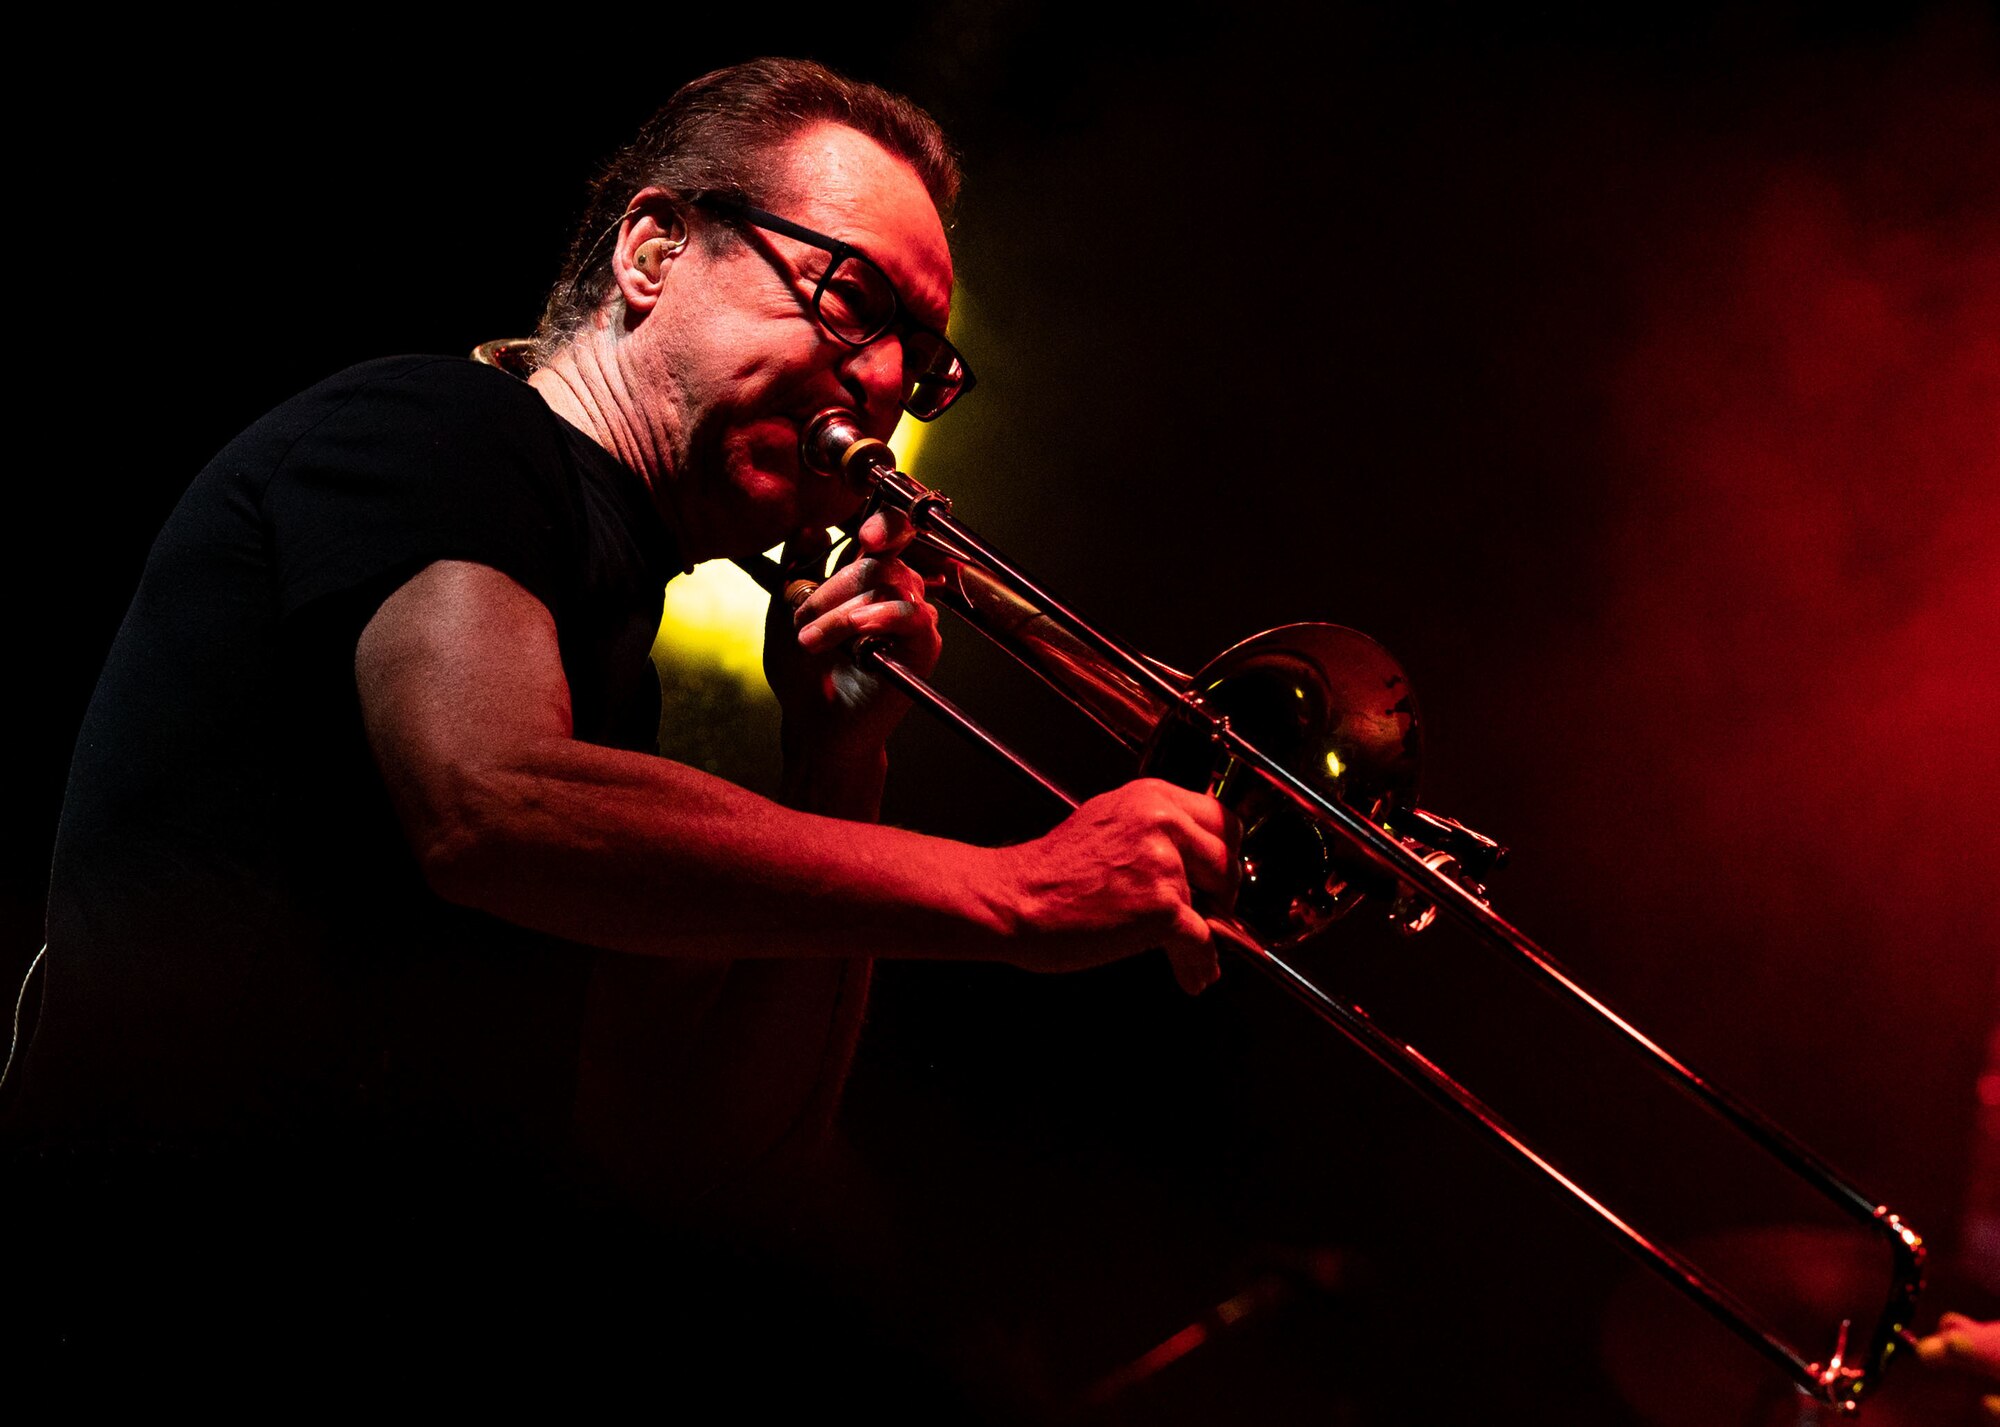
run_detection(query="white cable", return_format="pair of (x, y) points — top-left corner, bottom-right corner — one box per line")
(1, 943), (47, 1095)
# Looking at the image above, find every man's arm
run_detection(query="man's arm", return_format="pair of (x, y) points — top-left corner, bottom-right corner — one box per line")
(356, 559), (1233, 988)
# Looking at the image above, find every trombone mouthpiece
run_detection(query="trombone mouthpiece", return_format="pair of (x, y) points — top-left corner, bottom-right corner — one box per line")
(800, 409), (895, 493)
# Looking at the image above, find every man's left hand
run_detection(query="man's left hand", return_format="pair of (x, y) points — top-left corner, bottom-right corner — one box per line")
(764, 506), (941, 763)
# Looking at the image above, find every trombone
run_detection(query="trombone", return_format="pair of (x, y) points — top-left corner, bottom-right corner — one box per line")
(471, 340), (1924, 1411)
(770, 408), (1926, 1414)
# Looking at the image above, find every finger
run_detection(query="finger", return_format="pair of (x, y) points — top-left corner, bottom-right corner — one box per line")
(797, 591), (939, 656)
(1222, 804), (1244, 876)
(1138, 781), (1242, 910)
(796, 567), (932, 633)
(1164, 904), (1220, 995)
(1954, 1317), (2000, 1373)
(1922, 1317), (2000, 1378)
(793, 554), (928, 628)
(1139, 778), (1242, 853)
(856, 505), (914, 557)
(1213, 804), (1245, 910)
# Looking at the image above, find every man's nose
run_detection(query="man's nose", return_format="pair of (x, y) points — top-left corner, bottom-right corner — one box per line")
(837, 334), (906, 430)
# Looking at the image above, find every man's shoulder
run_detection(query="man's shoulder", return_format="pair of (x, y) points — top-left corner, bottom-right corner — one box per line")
(298, 354), (547, 422)
(231, 354), (589, 495)
(206, 356), (556, 480)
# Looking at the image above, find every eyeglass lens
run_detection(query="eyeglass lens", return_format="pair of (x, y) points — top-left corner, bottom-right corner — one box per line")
(815, 254), (967, 420)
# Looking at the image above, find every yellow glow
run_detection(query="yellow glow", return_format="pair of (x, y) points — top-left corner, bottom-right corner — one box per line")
(654, 556), (773, 684)
(1325, 750), (1347, 780)
(886, 408), (927, 472)
(652, 409), (933, 693)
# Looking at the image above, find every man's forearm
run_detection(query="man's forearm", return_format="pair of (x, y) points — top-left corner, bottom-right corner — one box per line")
(413, 733), (1014, 963)
(359, 559), (1011, 964)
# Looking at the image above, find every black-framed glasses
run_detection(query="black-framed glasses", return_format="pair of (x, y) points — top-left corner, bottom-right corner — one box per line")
(694, 193), (974, 421)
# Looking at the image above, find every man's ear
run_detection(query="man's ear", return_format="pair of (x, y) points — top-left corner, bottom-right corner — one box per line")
(612, 188), (689, 316)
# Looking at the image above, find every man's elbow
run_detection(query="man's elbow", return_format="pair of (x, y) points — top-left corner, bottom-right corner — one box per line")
(395, 761), (532, 911)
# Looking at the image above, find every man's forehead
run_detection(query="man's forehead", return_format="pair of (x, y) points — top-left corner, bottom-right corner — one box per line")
(764, 124), (954, 318)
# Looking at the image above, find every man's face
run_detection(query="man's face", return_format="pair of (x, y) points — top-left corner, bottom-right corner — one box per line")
(636, 123), (954, 560)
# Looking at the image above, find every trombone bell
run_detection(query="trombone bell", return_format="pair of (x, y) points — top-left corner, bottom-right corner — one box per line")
(1143, 623), (1425, 944)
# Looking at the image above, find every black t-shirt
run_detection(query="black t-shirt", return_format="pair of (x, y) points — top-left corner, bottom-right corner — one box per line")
(18, 355), (673, 1157)
(14, 357), (866, 1210)
(5, 355), (884, 1367)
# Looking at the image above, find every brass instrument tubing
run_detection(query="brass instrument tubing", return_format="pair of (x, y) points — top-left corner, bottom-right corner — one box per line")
(858, 641), (1083, 811)
(777, 416), (1922, 1407)
(1208, 914), (1841, 1401)
(870, 467), (1189, 710)
(884, 453), (1899, 1223)
(1209, 725), (1921, 1405)
(917, 548), (1168, 749)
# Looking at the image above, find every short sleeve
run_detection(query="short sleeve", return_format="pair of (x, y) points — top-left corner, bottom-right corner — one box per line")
(263, 358), (579, 625)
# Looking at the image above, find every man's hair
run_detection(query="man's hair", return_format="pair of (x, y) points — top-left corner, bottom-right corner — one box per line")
(532, 58), (959, 359)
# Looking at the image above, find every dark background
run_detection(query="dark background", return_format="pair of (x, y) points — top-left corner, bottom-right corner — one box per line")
(9, 3), (1998, 1421)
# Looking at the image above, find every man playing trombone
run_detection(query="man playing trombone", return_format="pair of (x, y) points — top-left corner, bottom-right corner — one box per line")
(5, 58), (1235, 1373)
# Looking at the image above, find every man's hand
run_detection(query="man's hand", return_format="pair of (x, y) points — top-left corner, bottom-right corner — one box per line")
(763, 506), (940, 764)
(1917, 1312), (2000, 1419)
(993, 778), (1242, 996)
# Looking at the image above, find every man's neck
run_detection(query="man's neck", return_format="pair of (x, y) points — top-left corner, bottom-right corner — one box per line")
(528, 332), (671, 497)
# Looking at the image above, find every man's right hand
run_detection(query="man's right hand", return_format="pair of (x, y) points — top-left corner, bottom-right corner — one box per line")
(992, 778), (1242, 996)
